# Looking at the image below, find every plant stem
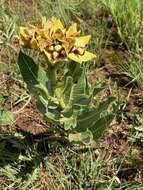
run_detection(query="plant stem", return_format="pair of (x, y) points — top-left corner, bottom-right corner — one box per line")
(55, 89), (66, 109)
(50, 66), (66, 109)
(50, 66), (57, 86)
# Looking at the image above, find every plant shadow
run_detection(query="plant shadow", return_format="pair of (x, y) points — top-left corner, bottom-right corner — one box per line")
(0, 131), (69, 179)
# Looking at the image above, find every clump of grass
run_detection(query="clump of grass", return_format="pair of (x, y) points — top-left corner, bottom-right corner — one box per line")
(121, 53), (143, 90)
(35, 0), (83, 23)
(103, 0), (143, 51)
(101, 0), (143, 90)
(0, 136), (127, 190)
(1, 136), (143, 190)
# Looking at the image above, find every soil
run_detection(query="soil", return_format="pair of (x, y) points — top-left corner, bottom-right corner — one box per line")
(2, 97), (50, 135)
(14, 100), (50, 135)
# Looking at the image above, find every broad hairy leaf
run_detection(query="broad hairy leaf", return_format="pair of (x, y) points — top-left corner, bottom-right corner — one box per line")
(91, 113), (115, 141)
(75, 96), (116, 131)
(63, 76), (73, 105)
(18, 51), (50, 97)
(17, 51), (117, 144)
(69, 68), (88, 106)
(65, 61), (82, 83)
(37, 95), (60, 124)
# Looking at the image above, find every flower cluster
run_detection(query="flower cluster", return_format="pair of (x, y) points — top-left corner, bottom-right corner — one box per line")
(19, 17), (96, 64)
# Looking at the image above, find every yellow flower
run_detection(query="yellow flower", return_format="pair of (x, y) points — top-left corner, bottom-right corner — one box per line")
(19, 26), (39, 50)
(75, 35), (91, 47)
(62, 24), (95, 63)
(36, 29), (53, 51)
(66, 23), (80, 38)
(41, 17), (52, 29)
(67, 35), (96, 64)
(19, 17), (96, 64)
(50, 17), (64, 34)
(68, 51), (96, 64)
(61, 23), (79, 56)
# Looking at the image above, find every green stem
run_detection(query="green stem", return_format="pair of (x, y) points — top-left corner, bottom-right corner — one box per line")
(44, 50), (66, 110)
(50, 66), (57, 86)
(55, 89), (66, 110)
(49, 66), (65, 110)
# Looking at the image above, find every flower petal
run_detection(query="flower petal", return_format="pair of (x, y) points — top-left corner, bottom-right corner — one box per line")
(68, 53), (82, 63)
(51, 17), (64, 32)
(19, 35), (28, 46)
(63, 37), (75, 54)
(52, 29), (64, 41)
(66, 23), (79, 37)
(79, 51), (96, 62)
(44, 50), (52, 62)
(19, 27), (29, 45)
(41, 17), (47, 26)
(37, 37), (48, 51)
(41, 17), (52, 29)
(75, 35), (91, 47)
(68, 51), (96, 63)
(19, 27), (29, 36)
(30, 37), (38, 49)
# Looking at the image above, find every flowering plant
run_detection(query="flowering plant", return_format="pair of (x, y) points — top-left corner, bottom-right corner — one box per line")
(18, 17), (115, 143)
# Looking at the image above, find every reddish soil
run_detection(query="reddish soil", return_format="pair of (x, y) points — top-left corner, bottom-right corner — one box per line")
(14, 100), (50, 135)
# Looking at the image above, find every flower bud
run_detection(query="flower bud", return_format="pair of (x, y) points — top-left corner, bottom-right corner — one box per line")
(52, 51), (59, 60)
(55, 44), (62, 52)
(48, 45), (54, 51)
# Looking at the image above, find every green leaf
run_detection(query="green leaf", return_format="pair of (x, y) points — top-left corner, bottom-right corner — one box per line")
(18, 51), (49, 96)
(69, 69), (88, 106)
(0, 110), (13, 126)
(63, 76), (73, 104)
(44, 109), (60, 124)
(68, 130), (92, 142)
(35, 84), (50, 100)
(60, 115), (77, 130)
(72, 68), (87, 95)
(92, 114), (115, 141)
(72, 94), (91, 106)
(76, 96), (116, 131)
(65, 61), (82, 83)
(62, 107), (73, 118)
(37, 95), (60, 124)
